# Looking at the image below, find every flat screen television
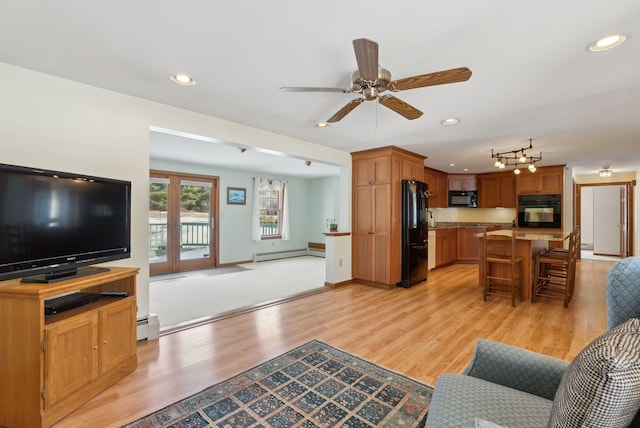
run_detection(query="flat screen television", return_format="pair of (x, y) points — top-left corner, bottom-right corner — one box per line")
(0, 163), (131, 283)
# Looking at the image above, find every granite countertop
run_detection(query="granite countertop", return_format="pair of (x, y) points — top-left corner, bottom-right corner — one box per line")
(473, 229), (570, 241)
(430, 222), (511, 230)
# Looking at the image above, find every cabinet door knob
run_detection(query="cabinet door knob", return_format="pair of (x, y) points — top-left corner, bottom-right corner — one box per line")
(103, 340), (109, 344)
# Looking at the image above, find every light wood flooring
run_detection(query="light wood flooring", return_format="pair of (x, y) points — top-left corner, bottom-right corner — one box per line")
(55, 259), (614, 427)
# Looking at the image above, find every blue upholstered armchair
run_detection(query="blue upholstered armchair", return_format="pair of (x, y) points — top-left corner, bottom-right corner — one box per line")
(607, 256), (640, 330)
(425, 257), (640, 428)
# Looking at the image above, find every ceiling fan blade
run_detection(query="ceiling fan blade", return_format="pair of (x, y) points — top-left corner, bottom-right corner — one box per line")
(353, 38), (378, 81)
(280, 86), (350, 93)
(391, 67), (472, 91)
(378, 95), (423, 120)
(327, 98), (364, 123)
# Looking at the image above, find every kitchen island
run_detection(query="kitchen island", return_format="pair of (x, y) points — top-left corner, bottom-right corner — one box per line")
(476, 229), (570, 301)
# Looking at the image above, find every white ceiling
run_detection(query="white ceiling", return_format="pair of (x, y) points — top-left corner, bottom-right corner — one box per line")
(2, 1), (639, 177)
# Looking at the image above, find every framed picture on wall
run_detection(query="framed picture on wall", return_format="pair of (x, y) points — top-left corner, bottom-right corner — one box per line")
(227, 187), (246, 205)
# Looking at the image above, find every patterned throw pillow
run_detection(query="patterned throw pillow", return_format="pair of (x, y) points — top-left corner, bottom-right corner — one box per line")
(548, 318), (640, 427)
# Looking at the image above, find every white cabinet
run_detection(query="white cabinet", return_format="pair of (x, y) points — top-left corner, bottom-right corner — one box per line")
(428, 230), (436, 270)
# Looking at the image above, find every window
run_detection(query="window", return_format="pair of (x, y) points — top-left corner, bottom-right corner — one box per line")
(251, 178), (289, 241)
(257, 185), (282, 238)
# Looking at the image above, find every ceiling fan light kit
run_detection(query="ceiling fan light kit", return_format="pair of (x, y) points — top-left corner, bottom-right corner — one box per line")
(281, 38), (472, 123)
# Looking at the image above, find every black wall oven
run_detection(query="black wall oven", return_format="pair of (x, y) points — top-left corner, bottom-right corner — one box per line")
(518, 194), (562, 228)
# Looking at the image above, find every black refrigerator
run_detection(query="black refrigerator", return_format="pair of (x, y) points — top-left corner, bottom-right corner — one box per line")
(399, 179), (429, 288)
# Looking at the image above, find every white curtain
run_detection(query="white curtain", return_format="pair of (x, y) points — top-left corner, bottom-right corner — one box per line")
(251, 178), (262, 241)
(281, 181), (290, 240)
(250, 178), (289, 241)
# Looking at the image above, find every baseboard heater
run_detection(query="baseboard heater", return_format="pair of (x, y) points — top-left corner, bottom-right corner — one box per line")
(307, 248), (326, 258)
(307, 242), (326, 258)
(136, 313), (160, 341)
(253, 248), (308, 262)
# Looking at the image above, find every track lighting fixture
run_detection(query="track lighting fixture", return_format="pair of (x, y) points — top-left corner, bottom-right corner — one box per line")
(491, 138), (541, 174)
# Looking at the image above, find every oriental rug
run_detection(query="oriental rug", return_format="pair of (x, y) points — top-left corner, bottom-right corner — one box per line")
(123, 340), (432, 428)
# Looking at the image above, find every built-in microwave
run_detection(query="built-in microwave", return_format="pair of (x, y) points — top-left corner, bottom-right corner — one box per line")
(448, 190), (477, 208)
(517, 194), (562, 228)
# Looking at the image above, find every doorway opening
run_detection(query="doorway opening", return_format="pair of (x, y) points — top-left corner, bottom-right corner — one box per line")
(575, 181), (634, 259)
(149, 170), (219, 276)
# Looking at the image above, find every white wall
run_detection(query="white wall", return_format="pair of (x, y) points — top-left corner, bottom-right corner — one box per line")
(309, 176), (341, 240)
(0, 62), (352, 323)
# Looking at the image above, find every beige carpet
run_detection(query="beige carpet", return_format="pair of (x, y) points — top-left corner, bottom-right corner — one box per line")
(150, 256), (325, 332)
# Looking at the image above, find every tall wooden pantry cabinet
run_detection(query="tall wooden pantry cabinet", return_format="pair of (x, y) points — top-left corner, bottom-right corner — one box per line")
(352, 146), (425, 289)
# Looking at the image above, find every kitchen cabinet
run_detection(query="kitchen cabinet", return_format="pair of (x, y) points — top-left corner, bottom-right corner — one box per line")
(448, 174), (477, 191)
(0, 267), (138, 428)
(401, 158), (424, 182)
(478, 172), (516, 208)
(424, 167), (448, 208)
(353, 155), (390, 186)
(516, 165), (565, 195)
(352, 146), (426, 288)
(435, 228), (457, 267)
(353, 184), (391, 284)
(456, 228), (484, 262)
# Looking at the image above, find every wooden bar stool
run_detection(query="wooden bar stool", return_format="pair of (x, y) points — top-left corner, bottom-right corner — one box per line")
(532, 229), (579, 307)
(482, 230), (524, 307)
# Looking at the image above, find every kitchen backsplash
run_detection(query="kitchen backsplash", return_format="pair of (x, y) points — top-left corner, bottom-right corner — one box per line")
(431, 207), (516, 224)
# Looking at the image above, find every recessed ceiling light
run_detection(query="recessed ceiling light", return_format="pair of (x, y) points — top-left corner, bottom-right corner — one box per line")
(170, 74), (196, 86)
(587, 34), (627, 52)
(315, 122), (330, 128)
(450, 163), (455, 167)
(441, 118), (459, 125)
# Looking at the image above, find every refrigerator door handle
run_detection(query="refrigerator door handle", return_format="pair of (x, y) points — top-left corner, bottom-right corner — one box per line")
(410, 245), (428, 250)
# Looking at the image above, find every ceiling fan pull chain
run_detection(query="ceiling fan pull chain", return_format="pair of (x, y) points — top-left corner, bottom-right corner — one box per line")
(375, 99), (379, 134)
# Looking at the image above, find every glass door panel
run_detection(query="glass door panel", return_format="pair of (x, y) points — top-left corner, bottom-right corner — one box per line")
(149, 177), (170, 275)
(178, 179), (213, 270)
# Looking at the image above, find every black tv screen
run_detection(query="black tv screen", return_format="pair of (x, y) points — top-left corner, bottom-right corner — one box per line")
(0, 163), (131, 282)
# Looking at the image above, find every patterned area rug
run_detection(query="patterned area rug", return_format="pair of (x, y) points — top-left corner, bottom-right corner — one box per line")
(123, 340), (432, 427)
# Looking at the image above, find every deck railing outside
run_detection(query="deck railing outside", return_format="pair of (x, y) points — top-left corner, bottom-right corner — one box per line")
(149, 221), (279, 250)
(149, 222), (209, 249)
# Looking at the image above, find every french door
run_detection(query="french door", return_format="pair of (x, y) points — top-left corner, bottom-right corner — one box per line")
(149, 170), (219, 276)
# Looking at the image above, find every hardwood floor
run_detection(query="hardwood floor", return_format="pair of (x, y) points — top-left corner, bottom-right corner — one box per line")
(55, 259), (614, 427)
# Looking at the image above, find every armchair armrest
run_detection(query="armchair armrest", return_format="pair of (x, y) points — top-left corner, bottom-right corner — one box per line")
(462, 339), (569, 400)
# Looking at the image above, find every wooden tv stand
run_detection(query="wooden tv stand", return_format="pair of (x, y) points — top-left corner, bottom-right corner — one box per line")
(0, 266), (139, 428)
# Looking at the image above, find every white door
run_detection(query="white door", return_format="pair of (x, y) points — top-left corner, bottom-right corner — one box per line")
(592, 185), (624, 256)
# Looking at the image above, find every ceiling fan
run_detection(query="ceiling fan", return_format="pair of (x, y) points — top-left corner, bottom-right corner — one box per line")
(280, 38), (472, 123)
